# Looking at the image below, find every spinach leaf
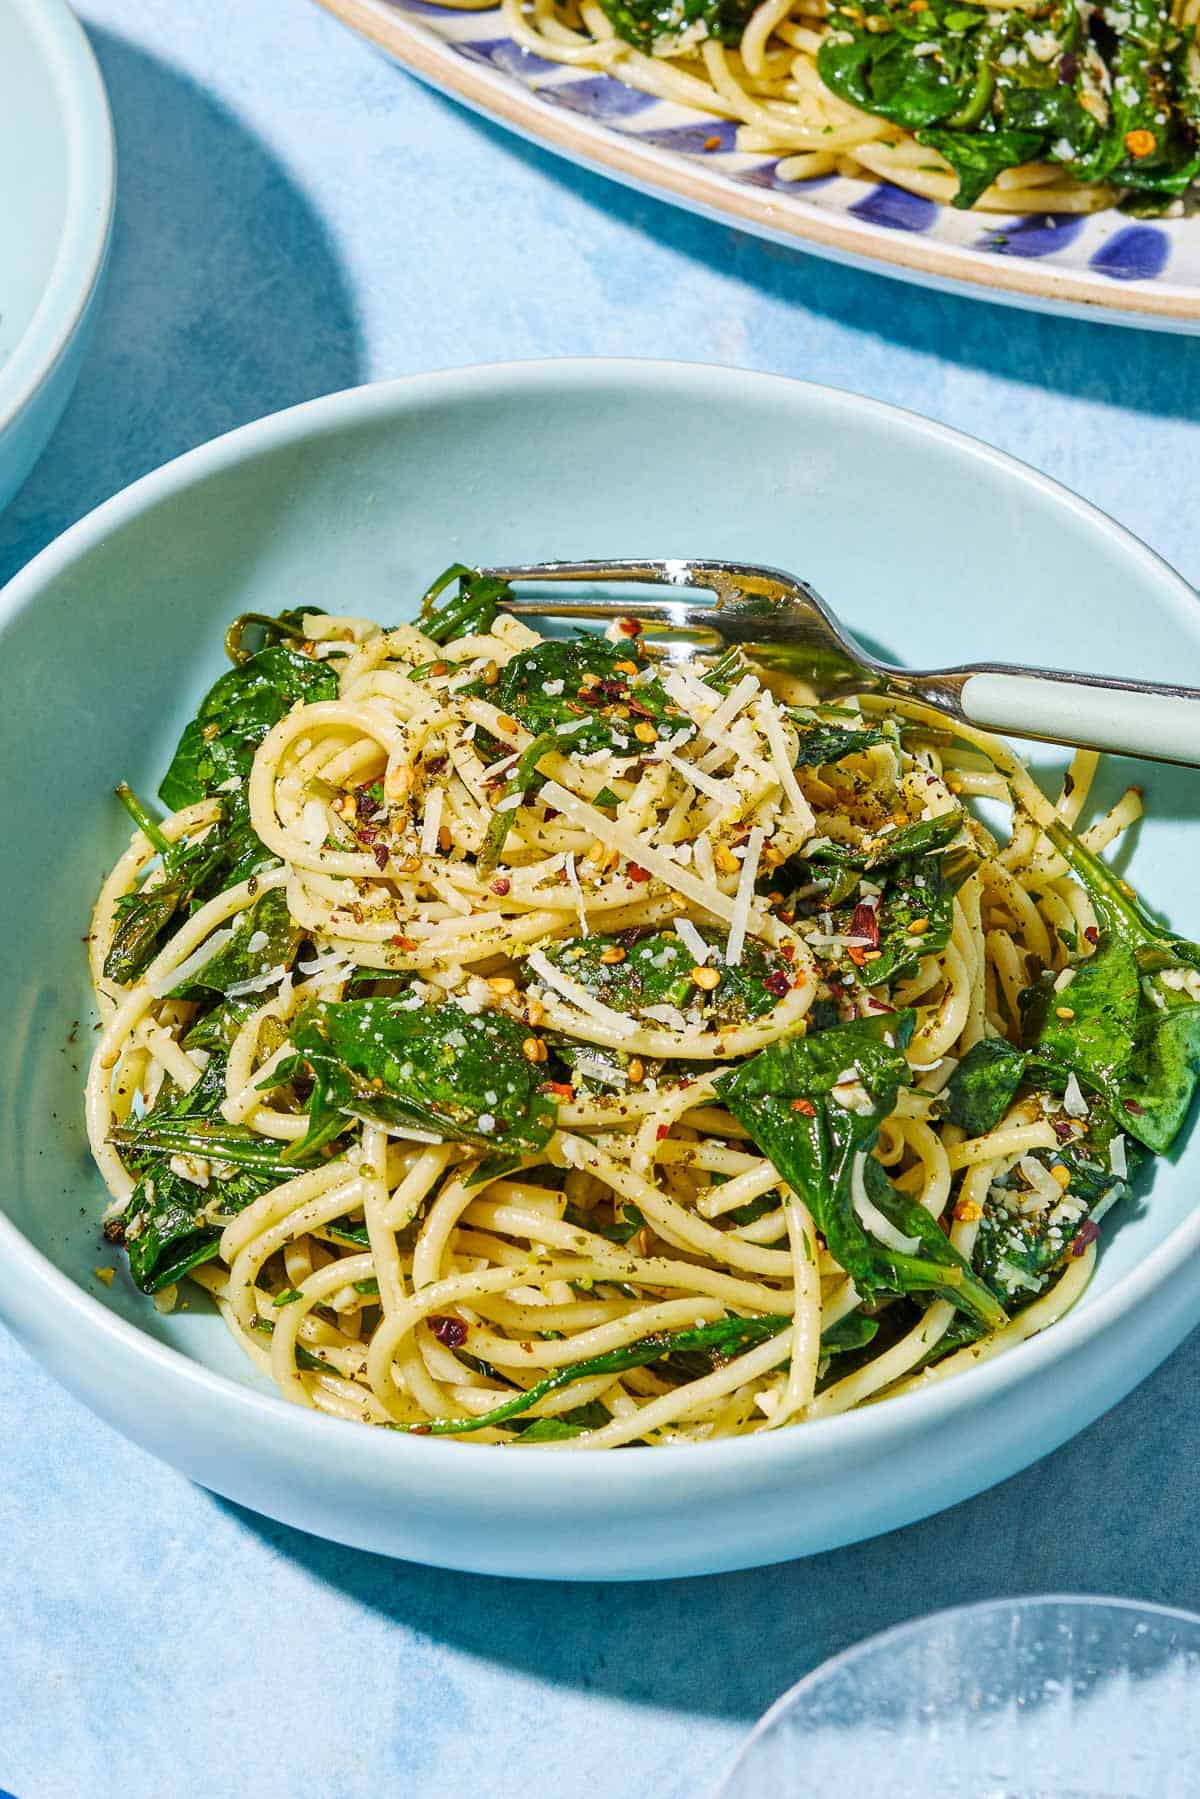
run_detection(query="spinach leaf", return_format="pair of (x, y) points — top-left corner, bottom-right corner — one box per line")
(1042, 822), (1200, 1151)
(917, 124), (1046, 208)
(1120, 998), (1200, 1153)
(804, 809), (967, 872)
(1046, 820), (1200, 976)
(594, 0), (756, 51)
(818, 1312), (880, 1355)
(169, 885), (301, 1001)
(942, 1037), (1027, 1136)
(828, 840), (975, 986)
(267, 998), (558, 1175)
(419, 564), (513, 646)
(543, 927), (793, 1035)
(1021, 943), (1141, 1093)
(109, 1054), (278, 1293)
(715, 1014), (1006, 1329)
(182, 996), (258, 1053)
(159, 641), (338, 812)
(103, 784), (274, 986)
(517, 1402), (612, 1441)
(786, 710), (886, 768)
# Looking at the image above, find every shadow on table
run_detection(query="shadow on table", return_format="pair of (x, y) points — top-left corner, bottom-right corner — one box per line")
(0, 23), (364, 586)
(428, 93), (1200, 421)
(220, 1324), (1200, 1727)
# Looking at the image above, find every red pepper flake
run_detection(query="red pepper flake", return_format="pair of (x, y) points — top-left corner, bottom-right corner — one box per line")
(703, 134), (721, 150)
(628, 863), (651, 883)
(1123, 1099), (1145, 1115)
(541, 1080), (575, 1099)
(490, 876), (511, 896)
(790, 1097), (817, 1115)
(430, 1314), (468, 1348)
(656, 1124), (670, 1140)
(1072, 1220), (1100, 1257)
(763, 969), (791, 998)
(390, 933), (417, 950)
(780, 943), (795, 962)
(618, 616), (643, 637)
(850, 901), (880, 948)
(1053, 1120), (1074, 1142)
(373, 843), (390, 869)
(1084, 925), (1100, 945)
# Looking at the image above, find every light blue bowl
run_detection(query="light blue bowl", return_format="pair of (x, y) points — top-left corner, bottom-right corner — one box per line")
(0, 0), (114, 512)
(2, 360), (1199, 1581)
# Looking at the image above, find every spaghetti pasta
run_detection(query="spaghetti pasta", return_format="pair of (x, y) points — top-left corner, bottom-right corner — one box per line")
(85, 565), (1200, 1445)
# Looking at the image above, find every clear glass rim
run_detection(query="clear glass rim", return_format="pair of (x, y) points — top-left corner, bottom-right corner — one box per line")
(716, 1593), (1200, 1798)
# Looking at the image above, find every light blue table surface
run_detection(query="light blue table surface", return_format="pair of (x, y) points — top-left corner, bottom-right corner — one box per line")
(4, 4), (1200, 1795)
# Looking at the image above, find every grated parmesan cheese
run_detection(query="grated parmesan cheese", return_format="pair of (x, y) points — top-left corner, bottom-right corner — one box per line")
(724, 827), (763, 967)
(150, 927), (237, 997)
(673, 916), (710, 966)
(420, 786), (445, 857)
(538, 780), (752, 930)
(565, 852), (589, 938)
(1062, 1072), (1089, 1119)
(757, 693), (816, 842)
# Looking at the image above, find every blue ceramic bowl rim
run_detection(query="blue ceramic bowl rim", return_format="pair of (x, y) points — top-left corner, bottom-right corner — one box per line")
(0, 0), (114, 439)
(3, 357), (1200, 1500)
(716, 1592), (1200, 1795)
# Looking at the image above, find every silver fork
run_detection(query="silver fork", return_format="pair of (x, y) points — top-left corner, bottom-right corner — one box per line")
(480, 558), (1200, 767)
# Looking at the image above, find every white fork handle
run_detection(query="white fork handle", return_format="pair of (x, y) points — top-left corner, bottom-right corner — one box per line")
(959, 672), (1200, 767)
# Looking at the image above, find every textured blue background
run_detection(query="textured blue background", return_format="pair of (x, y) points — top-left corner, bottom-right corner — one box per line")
(3, 3), (1200, 1795)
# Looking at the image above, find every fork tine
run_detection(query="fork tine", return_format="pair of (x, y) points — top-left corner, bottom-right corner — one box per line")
(477, 557), (829, 643)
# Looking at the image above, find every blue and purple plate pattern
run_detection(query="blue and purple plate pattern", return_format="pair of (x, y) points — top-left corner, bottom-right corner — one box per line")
(324, 0), (1200, 328)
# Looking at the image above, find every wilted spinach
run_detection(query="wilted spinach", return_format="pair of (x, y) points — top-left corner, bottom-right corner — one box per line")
(265, 997), (559, 1176)
(715, 1014), (1006, 1328)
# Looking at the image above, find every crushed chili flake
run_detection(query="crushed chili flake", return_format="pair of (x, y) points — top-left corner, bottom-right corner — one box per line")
(390, 933), (417, 950)
(790, 1098), (817, 1115)
(702, 134), (722, 150)
(373, 843), (390, 869)
(1072, 1220), (1100, 1257)
(1053, 1120), (1074, 1141)
(1084, 925), (1100, 945)
(618, 616), (643, 636)
(541, 1081), (575, 1099)
(656, 1124), (671, 1139)
(763, 970), (791, 998)
(849, 901), (880, 948)
(490, 876), (511, 896)
(627, 863), (651, 883)
(430, 1315), (468, 1348)
(1123, 1099), (1145, 1115)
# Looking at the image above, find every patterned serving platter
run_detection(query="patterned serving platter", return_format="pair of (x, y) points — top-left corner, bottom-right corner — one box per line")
(317, 0), (1200, 329)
